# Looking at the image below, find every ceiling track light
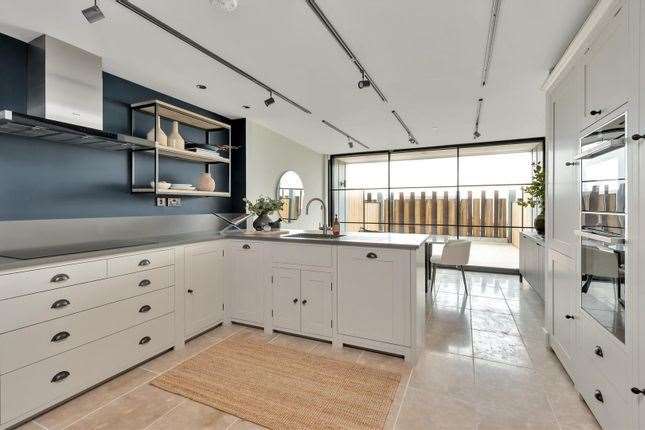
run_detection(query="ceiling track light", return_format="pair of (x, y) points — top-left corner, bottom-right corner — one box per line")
(306, 0), (387, 102)
(115, 0), (312, 115)
(481, 0), (502, 86)
(82, 0), (105, 23)
(473, 98), (483, 139)
(321, 120), (369, 149)
(264, 91), (275, 107)
(357, 70), (371, 89)
(391, 110), (419, 145)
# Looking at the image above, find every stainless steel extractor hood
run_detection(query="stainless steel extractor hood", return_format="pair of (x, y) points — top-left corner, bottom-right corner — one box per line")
(27, 35), (103, 130)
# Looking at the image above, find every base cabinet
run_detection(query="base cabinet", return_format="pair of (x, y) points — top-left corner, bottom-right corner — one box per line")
(228, 241), (265, 325)
(549, 249), (578, 377)
(337, 247), (410, 346)
(184, 242), (225, 338)
(272, 267), (332, 338)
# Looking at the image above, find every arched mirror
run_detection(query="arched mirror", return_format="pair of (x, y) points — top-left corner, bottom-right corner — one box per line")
(276, 171), (304, 222)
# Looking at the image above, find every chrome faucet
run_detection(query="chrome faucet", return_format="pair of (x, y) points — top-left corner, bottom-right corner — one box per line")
(305, 198), (329, 234)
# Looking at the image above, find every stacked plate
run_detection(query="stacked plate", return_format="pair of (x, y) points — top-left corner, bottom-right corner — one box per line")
(170, 184), (196, 191)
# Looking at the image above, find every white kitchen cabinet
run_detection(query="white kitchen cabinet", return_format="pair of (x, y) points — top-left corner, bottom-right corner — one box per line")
(549, 66), (582, 258)
(228, 241), (265, 325)
(519, 233), (545, 300)
(337, 247), (410, 346)
(582, 0), (630, 130)
(272, 266), (301, 332)
(271, 267), (332, 338)
(184, 242), (224, 338)
(549, 249), (578, 379)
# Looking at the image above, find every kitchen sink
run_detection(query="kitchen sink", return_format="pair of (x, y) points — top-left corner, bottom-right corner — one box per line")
(283, 232), (345, 239)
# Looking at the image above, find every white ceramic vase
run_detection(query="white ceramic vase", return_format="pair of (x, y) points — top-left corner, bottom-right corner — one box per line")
(146, 116), (167, 146)
(197, 172), (216, 191)
(167, 121), (185, 150)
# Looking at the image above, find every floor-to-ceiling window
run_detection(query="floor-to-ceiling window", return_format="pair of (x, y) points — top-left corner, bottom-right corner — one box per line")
(329, 139), (544, 270)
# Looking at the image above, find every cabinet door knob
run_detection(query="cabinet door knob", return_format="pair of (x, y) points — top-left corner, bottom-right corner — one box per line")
(51, 331), (71, 343)
(242, 244), (251, 249)
(594, 390), (604, 403)
(302, 299), (308, 305)
(50, 273), (70, 283)
(138, 259), (151, 267)
(594, 345), (604, 358)
(187, 289), (194, 294)
(366, 252), (378, 259)
(632, 134), (645, 141)
(565, 314), (575, 319)
(590, 109), (602, 116)
(139, 336), (151, 345)
(631, 387), (645, 395)
(139, 279), (151, 287)
(51, 299), (71, 309)
(139, 305), (151, 313)
(51, 371), (70, 383)
(292, 298), (298, 304)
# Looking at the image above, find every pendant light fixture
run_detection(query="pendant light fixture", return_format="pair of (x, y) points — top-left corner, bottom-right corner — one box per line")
(264, 91), (275, 107)
(82, 0), (105, 23)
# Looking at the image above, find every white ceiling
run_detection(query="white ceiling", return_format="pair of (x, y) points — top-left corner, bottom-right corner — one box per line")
(0, 0), (596, 154)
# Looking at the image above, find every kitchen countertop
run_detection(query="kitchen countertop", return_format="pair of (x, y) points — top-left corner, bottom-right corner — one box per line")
(0, 230), (428, 274)
(520, 230), (545, 244)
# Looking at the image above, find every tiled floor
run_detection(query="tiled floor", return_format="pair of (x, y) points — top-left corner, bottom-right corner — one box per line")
(18, 270), (599, 430)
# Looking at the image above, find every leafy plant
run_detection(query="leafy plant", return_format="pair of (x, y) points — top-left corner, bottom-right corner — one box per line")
(517, 162), (545, 212)
(243, 195), (284, 216)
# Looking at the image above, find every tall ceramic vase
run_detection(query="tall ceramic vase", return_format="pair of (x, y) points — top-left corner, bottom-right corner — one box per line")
(197, 172), (215, 191)
(146, 116), (167, 146)
(167, 121), (185, 150)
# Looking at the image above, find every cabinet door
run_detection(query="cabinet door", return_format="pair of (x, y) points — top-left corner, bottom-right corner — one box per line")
(550, 249), (577, 377)
(337, 247), (410, 346)
(583, 0), (630, 129)
(272, 267), (301, 332)
(185, 243), (224, 338)
(300, 270), (332, 338)
(550, 67), (581, 258)
(229, 242), (264, 324)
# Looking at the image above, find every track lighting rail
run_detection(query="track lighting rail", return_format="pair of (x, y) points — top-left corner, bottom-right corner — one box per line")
(391, 110), (419, 145)
(481, 0), (501, 87)
(322, 120), (369, 149)
(115, 0), (312, 114)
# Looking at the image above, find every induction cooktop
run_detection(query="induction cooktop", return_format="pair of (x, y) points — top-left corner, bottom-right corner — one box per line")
(0, 239), (159, 260)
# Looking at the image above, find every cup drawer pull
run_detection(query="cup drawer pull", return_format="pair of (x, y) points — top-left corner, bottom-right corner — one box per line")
(366, 252), (378, 259)
(51, 299), (71, 309)
(242, 244), (251, 249)
(139, 305), (151, 313)
(594, 345), (604, 358)
(139, 279), (151, 287)
(138, 259), (151, 267)
(51, 331), (71, 343)
(50, 273), (70, 283)
(594, 390), (604, 403)
(139, 336), (151, 345)
(51, 370), (70, 383)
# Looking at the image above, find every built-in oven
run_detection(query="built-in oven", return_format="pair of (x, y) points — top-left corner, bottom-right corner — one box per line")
(576, 114), (626, 343)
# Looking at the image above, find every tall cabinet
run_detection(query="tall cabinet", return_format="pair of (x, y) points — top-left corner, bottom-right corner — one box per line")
(544, 0), (641, 428)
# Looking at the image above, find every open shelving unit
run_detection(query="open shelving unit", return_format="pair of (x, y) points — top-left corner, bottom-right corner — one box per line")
(129, 100), (232, 198)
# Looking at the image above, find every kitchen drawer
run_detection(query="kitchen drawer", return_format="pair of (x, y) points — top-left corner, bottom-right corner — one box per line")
(0, 314), (173, 425)
(577, 360), (632, 430)
(229, 240), (262, 252)
(339, 246), (405, 263)
(0, 260), (107, 300)
(0, 267), (174, 334)
(0, 287), (173, 374)
(581, 312), (629, 400)
(271, 243), (332, 267)
(107, 249), (172, 277)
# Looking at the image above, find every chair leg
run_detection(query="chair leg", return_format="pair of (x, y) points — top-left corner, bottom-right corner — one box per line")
(430, 264), (437, 293)
(460, 266), (468, 295)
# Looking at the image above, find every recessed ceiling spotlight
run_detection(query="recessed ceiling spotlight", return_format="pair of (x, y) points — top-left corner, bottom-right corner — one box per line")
(196, 83), (207, 90)
(473, 131), (481, 139)
(82, 0), (105, 23)
(357, 71), (371, 89)
(264, 91), (275, 107)
(408, 136), (417, 145)
(242, 105), (251, 109)
(209, 0), (239, 12)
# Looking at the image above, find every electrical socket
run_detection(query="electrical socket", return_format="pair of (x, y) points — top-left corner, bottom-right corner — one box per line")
(156, 197), (167, 207)
(167, 197), (182, 207)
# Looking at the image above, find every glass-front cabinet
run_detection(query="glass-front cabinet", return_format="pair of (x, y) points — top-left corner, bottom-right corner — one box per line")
(577, 114), (627, 343)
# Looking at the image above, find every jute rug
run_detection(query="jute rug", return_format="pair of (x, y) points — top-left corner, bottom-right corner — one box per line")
(151, 336), (401, 429)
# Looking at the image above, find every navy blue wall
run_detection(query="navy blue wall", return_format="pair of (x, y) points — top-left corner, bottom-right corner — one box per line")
(0, 34), (245, 220)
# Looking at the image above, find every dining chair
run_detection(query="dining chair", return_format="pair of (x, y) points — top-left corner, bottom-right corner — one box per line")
(430, 240), (472, 295)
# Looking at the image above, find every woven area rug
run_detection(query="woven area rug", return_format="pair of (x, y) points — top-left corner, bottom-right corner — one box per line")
(151, 337), (401, 429)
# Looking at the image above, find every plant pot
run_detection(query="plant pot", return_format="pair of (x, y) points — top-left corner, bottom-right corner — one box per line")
(252, 213), (271, 231)
(534, 211), (545, 235)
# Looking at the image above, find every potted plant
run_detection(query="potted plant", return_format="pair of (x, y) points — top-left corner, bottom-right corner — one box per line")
(517, 162), (545, 235)
(244, 195), (285, 231)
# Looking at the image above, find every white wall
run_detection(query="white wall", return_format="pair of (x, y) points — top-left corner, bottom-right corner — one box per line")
(245, 121), (327, 230)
